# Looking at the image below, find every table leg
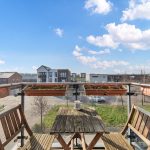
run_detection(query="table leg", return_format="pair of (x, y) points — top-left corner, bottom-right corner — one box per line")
(75, 138), (77, 146)
(80, 133), (87, 150)
(71, 138), (74, 150)
(56, 134), (70, 150)
(67, 133), (80, 147)
(87, 133), (103, 150)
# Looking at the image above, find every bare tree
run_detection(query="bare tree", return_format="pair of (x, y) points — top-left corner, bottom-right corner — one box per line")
(33, 96), (49, 132)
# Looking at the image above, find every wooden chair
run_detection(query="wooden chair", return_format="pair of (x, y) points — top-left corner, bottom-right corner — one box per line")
(101, 105), (150, 150)
(0, 104), (55, 150)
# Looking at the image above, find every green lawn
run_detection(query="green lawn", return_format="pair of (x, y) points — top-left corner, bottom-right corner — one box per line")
(43, 105), (60, 128)
(41, 104), (150, 129)
(95, 105), (127, 127)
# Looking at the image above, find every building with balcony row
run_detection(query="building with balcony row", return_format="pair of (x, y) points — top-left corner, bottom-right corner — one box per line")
(36, 65), (150, 83)
(37, 65), (71, 83)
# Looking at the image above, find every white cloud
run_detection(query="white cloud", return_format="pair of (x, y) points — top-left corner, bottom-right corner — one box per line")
(121, 0), (150, 21)
(88, 49), (110, 55)
(92, 60), (129, 69)
(73, 45), (97, 64)
(77, 55), (97, 64)
(84, 0), (112, 15)
(73, 45), (129, 69)
(0, 59), (5, 64)
(106, 23), (142, 43)
(54, 28), (64, 37)
(87, 22), (150, 50)
(87, 34), (118, 48)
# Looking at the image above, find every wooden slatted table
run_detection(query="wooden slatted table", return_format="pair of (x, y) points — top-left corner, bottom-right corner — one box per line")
(50, 107), (106, 150)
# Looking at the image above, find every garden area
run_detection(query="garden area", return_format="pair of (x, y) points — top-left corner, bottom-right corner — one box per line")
(31, 103), (150, 133)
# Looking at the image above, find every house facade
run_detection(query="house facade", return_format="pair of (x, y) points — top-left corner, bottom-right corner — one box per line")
(37, 65), (71, 83)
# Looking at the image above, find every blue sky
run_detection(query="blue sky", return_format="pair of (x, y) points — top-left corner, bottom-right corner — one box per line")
(0, 0), (150, 74)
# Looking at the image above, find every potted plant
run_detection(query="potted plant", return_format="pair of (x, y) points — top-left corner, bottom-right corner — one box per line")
(24, 84), (67, 96)
(84, 84), (127, 96)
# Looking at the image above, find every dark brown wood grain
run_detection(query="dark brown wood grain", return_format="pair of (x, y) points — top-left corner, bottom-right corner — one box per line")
(5, 114), (15, 136)
(1, 117), (10, 139)
(0, 104), (56, 149)
(50, 108), (105, 133)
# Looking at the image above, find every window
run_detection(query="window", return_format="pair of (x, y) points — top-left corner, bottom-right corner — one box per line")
(49, 78), (52, 82)
(39, 72), (46, 75)
(92, 76), (98, 78)
(60, 72), (66, 77)
(55, 72), (57, 77)
(49, 72), (52, 77)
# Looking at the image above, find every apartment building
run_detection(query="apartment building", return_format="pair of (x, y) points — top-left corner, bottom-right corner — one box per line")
(0, 72), (22, 84)
(58, 69), (71, 82)
(37, 65), (71, 83)
(71, 73), (86, 82)
(37, 65), (58, 82)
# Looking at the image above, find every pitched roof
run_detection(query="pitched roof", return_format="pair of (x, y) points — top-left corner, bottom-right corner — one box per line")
(37, 65), (51, 71)
(0, 72), (16, 78)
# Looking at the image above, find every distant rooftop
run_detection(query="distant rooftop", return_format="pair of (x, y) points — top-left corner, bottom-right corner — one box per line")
(37, 65), (51, 71)
(0, 72), (17, 78)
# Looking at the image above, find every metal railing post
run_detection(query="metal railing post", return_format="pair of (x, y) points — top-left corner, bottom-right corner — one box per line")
(127, 84), (131, 143)
(127, 84), (132, 116)
(20, 87), (25, 147)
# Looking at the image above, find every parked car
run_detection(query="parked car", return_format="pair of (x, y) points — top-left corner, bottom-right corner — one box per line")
(97, 97), (106, 103)
(89, 96), (106, 103)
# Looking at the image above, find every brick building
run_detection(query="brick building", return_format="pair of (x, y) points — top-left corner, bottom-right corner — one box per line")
(0, 72), (22, 84)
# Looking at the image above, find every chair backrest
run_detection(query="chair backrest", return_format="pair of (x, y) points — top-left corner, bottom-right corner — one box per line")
(122, 105), (150, 146)
(0, 104), (32, 149)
